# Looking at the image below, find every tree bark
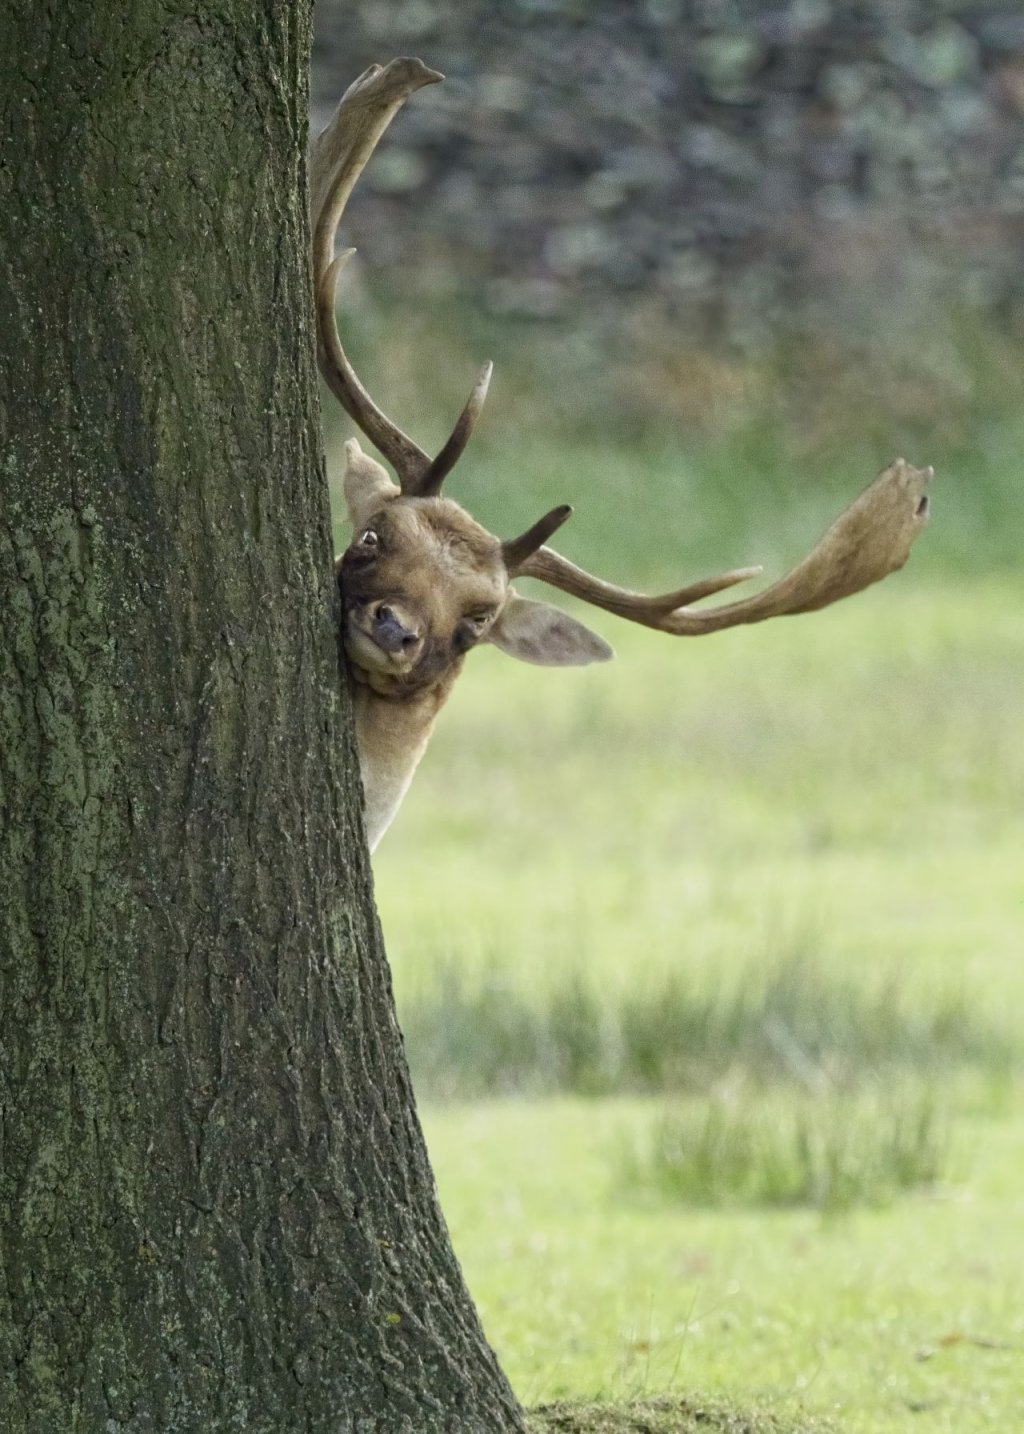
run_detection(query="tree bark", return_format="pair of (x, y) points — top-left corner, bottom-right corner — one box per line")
(0, 4), (523, 1430)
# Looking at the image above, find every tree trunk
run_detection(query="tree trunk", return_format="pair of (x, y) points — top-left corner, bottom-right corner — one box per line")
(0, 5), (524, 1430)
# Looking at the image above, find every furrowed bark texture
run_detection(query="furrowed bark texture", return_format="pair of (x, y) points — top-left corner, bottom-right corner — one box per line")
(0, 5), (523, 1431)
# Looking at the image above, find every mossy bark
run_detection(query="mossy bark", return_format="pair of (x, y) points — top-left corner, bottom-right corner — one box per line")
(0, 4), (523, 1430)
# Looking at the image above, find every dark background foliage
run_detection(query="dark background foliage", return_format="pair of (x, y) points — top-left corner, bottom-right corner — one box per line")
(313, 1), (1024, 346)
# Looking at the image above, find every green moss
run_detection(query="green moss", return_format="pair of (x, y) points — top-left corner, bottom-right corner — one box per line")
(530, 1396), (836, 1432)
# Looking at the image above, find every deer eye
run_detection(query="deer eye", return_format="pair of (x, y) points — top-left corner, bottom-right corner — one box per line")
(454, 611), (494, 653)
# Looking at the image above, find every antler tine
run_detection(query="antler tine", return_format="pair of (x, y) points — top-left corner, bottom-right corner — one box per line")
(518, 549), (762, 623)
(311, 59), (494, 497)
(516, 460), (934, 636)
(418, 362), (494, 496)
(502, 503), (574, 572)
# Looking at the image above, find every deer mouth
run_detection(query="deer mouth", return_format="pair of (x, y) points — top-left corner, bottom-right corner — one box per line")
(344, 614), (416, 675)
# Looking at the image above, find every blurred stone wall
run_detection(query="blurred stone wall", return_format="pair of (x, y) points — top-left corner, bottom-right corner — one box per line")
(312, 2), (1024, 345)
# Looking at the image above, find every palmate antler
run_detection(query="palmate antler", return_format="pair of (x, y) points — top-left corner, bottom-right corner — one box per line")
(311, 59), (492, 498)
(512, 460), (934, 636)
(312, 60), (933, 631)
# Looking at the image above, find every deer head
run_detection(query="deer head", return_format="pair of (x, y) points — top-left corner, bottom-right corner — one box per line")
(312, 60), (933, 851)
(337, 439), (610, 697)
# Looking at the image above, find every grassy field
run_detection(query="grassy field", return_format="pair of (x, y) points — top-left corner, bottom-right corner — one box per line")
(327, 320), (1022, 1430)
(427, 1095), (1023, 1433)
(366, 569), (1023, 1431)
(374, 583), (1021, 1013)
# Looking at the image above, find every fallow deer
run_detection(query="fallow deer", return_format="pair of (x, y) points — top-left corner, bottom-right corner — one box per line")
(311, 59), (933, 852)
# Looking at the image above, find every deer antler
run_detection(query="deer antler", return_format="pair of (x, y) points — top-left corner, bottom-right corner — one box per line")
(311, 59), (493, 496)
(510, 459), (933, 635)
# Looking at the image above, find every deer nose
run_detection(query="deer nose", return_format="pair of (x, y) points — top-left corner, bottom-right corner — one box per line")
(373, 604), (421, 654)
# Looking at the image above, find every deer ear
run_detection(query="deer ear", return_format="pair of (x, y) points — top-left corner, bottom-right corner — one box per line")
(487, 593), (614, 667)
(343, 438), (400, 528)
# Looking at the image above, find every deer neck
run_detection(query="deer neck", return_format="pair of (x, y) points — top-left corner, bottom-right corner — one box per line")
(348, 661), (463, 851)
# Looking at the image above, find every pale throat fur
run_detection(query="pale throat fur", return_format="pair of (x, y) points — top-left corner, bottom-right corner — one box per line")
(339, 486), (504, 851)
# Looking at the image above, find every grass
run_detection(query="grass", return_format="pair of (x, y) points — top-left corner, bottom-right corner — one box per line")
(325, 297), (1024, 582)
(401, 957), (1010, 1100)
(367, 570), (1024, 1431)
(426, 1096), (1024, 1433)
(628, 1083), (953, 1212)
(327, 310), (1023, 1430)
(529, 1393), (838, 1431)
(372, 584), (1023, 1017)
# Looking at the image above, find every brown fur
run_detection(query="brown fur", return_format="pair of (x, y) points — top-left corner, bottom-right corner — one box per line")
(337, 441), (611, 850)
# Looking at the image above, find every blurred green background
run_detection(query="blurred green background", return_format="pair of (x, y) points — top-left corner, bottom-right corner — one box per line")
(314, 6), (1022, 1430)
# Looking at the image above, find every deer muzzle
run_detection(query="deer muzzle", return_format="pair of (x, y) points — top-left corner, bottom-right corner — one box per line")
(371, 602), (422, 655)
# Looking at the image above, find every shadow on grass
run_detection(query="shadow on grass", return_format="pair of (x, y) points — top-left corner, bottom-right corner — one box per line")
(529, 1394), (837, 1432)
